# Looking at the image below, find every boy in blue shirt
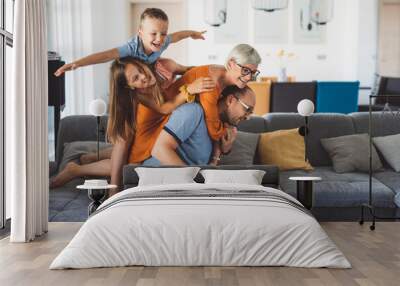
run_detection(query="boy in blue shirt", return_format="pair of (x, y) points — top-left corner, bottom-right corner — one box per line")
(54, 8), (205, 78)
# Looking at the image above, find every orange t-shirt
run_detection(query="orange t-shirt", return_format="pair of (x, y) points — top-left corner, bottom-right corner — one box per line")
(128, 65), (225, 163)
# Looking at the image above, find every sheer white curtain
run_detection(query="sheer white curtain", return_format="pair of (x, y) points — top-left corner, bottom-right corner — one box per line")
(46, 0), (95, 116)
(8, 0), (49, 242)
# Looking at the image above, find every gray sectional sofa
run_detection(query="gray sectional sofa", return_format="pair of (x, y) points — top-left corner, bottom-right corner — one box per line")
(237, 112), (400, 220)
(51, 112), (400, 221)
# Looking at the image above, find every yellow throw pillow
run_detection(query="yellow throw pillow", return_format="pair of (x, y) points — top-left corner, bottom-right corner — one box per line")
(257, 128), (313, 171)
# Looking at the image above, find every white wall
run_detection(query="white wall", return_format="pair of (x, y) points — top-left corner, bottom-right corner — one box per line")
(187, 0), (378, 87)
(47, 0), (379, 115)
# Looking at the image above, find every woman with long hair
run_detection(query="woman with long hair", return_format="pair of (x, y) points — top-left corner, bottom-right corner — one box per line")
(50, 57), (214, 189)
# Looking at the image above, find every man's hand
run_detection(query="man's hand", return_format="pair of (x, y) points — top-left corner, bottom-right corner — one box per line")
(220, 126), (237, 154)
(190, 30), (206, 40)
(54, 62), (78, 77)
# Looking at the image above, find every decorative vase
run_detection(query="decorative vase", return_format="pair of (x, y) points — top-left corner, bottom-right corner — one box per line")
(278, 67), (288, 82)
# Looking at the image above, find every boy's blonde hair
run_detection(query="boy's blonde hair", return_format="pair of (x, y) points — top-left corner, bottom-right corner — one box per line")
(140, 8), (169, 25)
(225, 44), (261, 68)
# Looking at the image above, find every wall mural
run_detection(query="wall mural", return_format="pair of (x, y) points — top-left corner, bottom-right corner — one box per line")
(293, 0), (327, 44)
(212, 0), (249, 44)
(204, 0), (334, 45)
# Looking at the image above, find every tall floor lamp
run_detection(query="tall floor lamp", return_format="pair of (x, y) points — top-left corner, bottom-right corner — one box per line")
(297, 99), (315, 162)
(89, 99), (107, 161)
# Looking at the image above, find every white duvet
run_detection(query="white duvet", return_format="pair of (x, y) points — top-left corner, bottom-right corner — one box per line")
(50, 183), (351, 269)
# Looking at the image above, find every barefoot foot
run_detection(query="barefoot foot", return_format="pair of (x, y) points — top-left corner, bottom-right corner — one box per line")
(50, 162), (80, 189)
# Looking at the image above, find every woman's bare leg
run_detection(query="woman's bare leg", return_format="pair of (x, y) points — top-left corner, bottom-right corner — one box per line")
(79, 146), (113, 165)
(50, 159), (111, 189)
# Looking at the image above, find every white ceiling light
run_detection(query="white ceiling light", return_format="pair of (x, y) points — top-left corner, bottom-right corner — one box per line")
(204, 0), (227, 27)
(252, 0), (288, 12)
(310, 0), (334, 25)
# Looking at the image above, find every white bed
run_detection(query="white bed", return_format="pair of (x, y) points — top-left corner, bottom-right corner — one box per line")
(50, 183), (351, 269)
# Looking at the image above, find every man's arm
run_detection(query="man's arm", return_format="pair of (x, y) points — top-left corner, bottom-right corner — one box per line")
(55, 48), (119, 76)
(151, 130), (186, 165)
(169, 30), (206, 44)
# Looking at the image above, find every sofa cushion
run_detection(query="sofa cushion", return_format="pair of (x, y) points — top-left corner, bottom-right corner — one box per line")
(220, 131), (260, 165)
(373, 169), (400, 193)
(279, 167), (396, 208)
(321, 133), (383, 173)
(263, 113), (355, 167)
(257, 128), (313, 171)
(373, 133), (400, 172)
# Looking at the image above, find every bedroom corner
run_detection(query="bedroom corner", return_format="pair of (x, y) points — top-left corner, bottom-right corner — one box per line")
(1, 0), (400, 285)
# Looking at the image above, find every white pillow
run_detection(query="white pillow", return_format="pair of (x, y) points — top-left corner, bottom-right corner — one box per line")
(135, 167), (201, 186)
(200, 169), (266, 185)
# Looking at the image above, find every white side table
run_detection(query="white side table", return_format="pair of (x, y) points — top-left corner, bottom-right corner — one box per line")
(289, 177), (322, 210)
(77, 184), (117, 215)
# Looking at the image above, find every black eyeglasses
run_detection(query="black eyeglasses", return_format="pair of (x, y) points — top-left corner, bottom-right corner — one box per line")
(233, 95), (254, 115)
(236, 62), (260, 80)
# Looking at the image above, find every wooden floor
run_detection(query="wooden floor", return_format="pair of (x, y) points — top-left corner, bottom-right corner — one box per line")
(0, 222), (399, 286)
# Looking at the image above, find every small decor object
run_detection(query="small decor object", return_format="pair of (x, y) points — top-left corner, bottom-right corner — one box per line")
(89, 99), (107, 161)
(204, 0), (227, 27)
(267, 49), (296, 82)
(289, 176), (322, 210)
(77, 180), (117, 215)
(251, 0), (289, 12)
(297, 99), (315, 162)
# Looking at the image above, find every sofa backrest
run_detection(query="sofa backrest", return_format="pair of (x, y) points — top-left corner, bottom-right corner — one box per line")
(350, 112), (400, 137)
(55, 115), (108, 167)
(238, 113), (356, 167)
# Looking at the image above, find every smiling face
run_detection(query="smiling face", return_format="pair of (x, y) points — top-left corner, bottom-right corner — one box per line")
(138, 17), (169, 54)
(227, 59), (259, 88)
(124, 63), (156, 90)
(221, 88), (256, 126)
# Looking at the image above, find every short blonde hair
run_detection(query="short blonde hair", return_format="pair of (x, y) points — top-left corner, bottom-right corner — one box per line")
(225, 44), (261, 68)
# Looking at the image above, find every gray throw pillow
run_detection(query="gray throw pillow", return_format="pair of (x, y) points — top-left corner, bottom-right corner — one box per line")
(321, 133), (383, 173)
(58, 141), (112, 172)
(220, 131), (260, 165)
(373, 133), (400, 172)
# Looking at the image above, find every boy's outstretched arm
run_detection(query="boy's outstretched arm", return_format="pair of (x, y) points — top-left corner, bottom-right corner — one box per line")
(54, 48), (120, 77)
(169, 30), (206, 44)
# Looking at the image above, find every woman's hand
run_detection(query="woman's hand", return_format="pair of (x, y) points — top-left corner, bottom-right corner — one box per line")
(187, 77), (216, 94)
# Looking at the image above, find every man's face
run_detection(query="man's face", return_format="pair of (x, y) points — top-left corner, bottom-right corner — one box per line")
(138, 17), (169, 54)
(222, 90), (256, 126)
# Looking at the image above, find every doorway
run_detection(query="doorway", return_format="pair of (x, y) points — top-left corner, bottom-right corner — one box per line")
(378, 0), (400, 76)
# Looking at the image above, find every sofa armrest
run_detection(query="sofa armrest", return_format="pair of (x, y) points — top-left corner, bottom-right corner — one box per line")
(123, 164), (280, 189)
